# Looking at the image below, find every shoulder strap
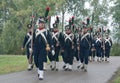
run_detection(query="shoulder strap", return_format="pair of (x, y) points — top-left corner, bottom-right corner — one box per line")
(25, 33), (32, 47)
(35, 29), (48, 44)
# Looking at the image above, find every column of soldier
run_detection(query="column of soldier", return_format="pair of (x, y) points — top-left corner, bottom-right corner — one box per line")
(21, 7), (112, 80)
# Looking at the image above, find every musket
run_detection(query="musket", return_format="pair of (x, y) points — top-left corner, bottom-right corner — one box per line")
(44, 6), (51, 51)
(101, 26), (105, 56)
(28, 5), (35, 64)
(86, 17), (94, 54)
(55, 16), (60, 27)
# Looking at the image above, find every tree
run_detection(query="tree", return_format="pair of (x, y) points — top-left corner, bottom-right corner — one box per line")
(88, 0), (111, 27)
(110, 0), (120, 44)
(0, 0), (65, 54)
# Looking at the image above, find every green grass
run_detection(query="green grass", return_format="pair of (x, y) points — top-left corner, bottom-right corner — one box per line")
(0, 55), (27, 75)
(0, 55), (63, 75)
(112, 69), (120, 83)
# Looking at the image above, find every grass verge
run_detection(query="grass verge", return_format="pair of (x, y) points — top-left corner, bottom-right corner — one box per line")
(108, 67), (120, 83)
(0, 55), (63, 75)
(0, 55), (27, 75)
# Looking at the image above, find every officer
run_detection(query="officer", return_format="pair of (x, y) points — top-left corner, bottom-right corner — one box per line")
(77, 25), (91, 72)
(62, 25), (75, 71)
(21, 24), (34, 71)
(34, 16), (54, 80)
(48, 23), (62, 71)
(104, 34), (112, 62)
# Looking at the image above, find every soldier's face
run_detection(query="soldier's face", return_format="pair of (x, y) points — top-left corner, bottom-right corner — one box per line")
(28, 28), (32, 32)
(39, 22), (45, 28)
(98, 35), (101, 38)
(106, 35), (109, 38)
(66, 29), (71, 33)
(83, 28), (87, 33)
(53, 28), (58, 31)
(94, 35), (97, 39)
(79, 31), (82, 34)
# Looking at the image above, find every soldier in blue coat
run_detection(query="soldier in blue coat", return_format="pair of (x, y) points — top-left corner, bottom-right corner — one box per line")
(95, 34), (102, 62)
(34, 17), (54, 80)
(104, 34), (112, 62)
(62, 25), (75, 71)
(89, 35), (96, 61)
(21, 24), (34, 71)
(101, 38), (105, 61)
(48, 23), (63, 71)
(77, 26), (91, 72)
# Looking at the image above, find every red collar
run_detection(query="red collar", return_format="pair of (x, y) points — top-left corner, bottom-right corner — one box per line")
(66, 32), (71, 35)
(39, 27), (44, 30)
(53, 31), (58, 33)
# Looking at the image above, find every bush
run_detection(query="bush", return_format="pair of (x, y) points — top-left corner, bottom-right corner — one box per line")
(0, 19), (26, 55)
(111, 43), (120, 56)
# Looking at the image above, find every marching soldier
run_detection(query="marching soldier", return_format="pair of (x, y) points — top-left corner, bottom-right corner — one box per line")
(34, 16), (55, 80)
(77, 25), (91, 72)
(95, 34), (102, 62)
(21, 24), (34, 71)
(48, 22), (62, 71)
(89, 35), (96, 61)
(104, 34), (112, 62)
(62, 25), (75, 71)
(101, 38), (105, 61)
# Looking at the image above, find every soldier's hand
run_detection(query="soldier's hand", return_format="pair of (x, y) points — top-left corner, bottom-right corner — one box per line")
(46, 44), (50, 51)
(56, 43), (59, 47)
(29, 48), (33, 54)
(52, 50), (55, 56)
(77, 47), (80, 51)
(103, 47), (105, 50)
(72, 46), (74, 49)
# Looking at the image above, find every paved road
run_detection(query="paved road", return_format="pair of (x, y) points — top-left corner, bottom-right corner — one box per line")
(0, 56), (120, 83)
